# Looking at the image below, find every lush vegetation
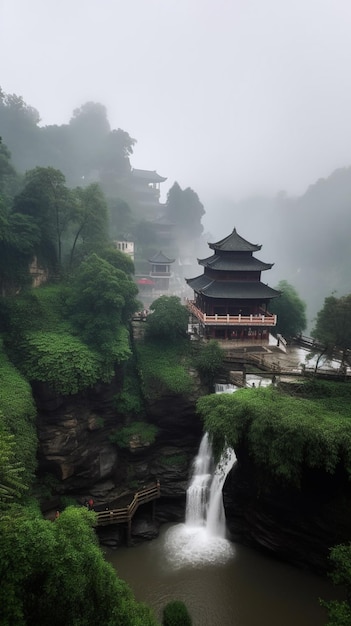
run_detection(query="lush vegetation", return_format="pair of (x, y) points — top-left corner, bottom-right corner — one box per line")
(193, 340), (224, 387)
(197, 382), (351, 486)
(136, 338), (194, 399)
(144, 296), (189, 343)
(0, 505), (158, 626)
(0, 342), (37, 487)
(110, 421), (158, 449)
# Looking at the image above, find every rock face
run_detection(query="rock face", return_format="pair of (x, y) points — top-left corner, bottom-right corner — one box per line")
(34, 367), (204, 529)
(223, 442), (351, 574)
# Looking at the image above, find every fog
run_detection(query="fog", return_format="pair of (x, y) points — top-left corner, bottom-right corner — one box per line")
(1, 0), (351, 326)
(2, 1), (351, 211)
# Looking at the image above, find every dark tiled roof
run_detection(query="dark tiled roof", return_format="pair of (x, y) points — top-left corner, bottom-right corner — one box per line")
(132, 169), (167, 183)
(148, 251), (175, 263)
(198, 253), (273, 271)
(209, 227), (261, 252)
(186, 274), (280, 299)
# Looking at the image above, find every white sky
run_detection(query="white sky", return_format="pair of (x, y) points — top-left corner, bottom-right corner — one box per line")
(1, 0), (351, 230)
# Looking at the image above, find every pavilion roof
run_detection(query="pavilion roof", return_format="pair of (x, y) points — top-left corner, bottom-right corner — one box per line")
(148, 250), (175, 264)
(198, 254), (273, 271)
(131, 168), (167, 183)
(209, 228), (261, 252)
(186, 275), (280, 300)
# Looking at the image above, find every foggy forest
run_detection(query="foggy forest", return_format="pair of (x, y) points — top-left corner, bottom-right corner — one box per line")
(1, 86), (350, 330)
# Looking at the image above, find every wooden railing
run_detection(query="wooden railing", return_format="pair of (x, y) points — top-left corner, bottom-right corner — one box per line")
(95, 481), (160, 527)
(186, 300), (277, 327)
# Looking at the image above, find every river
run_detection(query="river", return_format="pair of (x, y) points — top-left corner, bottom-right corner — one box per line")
(105, 523), (338, 626)
(105, 431), (338, 626)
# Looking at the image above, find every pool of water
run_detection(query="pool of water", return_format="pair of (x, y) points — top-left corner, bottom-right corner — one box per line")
(105, 523), (339, 626)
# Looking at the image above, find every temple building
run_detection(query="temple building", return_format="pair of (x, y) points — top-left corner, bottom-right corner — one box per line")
(148, 251), (175, 291)
(130, 168), (167, 218)
(186, 228), (280, 344)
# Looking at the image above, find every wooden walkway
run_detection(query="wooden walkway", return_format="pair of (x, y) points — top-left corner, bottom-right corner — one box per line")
(95, 481), (161, 545)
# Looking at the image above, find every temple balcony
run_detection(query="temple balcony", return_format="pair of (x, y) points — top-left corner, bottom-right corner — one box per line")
(186, 300), (277, 327)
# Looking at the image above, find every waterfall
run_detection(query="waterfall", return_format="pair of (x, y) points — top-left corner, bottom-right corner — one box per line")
(214, 383), (237, 394)
(185, 432), (213, 527)
(185, 433), (236, 538)
(206, 447), (236, 537)
(164, 386), (237, 566)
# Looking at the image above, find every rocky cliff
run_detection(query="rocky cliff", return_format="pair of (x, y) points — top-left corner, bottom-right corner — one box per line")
(223, 441), (351, 574)
(34, 364), (204, 544)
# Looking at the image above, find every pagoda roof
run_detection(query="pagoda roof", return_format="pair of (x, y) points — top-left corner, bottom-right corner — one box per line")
(209, 228), (261, 252)
(148, 251), (175, 264)
(198, 254), (273, 272)
(131, 168), (167, 183)
(186, 275), (280, 300)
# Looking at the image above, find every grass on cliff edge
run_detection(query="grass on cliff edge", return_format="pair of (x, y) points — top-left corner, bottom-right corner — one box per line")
(135, 337), (195, 399)
(197, 381), (351, 486)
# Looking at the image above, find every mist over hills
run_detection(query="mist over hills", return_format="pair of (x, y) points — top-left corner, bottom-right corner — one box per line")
(1, 89), (350, 332)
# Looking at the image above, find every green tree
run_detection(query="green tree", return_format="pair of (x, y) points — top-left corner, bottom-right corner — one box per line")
(311, 294), (351, 368)
(0, 137), (19, 200)
(0, 207), (39, 295)
(194, 340), (224, 388)
(99, 246), (135, 276)
(0, 505), (158, 626)
(166, 182), (205, 239)
(13, 167), (73, 269)
(162, 600), (192, 626)
(321, 543), (351, 626)
(69, 183), (108, 267)
(145, 296), (189, 342)
(66, 253), (138, 353)
(270, 280), (307, 338)
(0, 88), (41, 173)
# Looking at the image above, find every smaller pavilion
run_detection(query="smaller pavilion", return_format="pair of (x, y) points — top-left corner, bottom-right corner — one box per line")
(148, 251), (175, 291)
(186, 228), (280, 345)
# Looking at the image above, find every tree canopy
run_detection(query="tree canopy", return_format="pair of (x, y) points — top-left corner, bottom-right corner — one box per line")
(145, 295), (189, 343)
(0, 505), (158, 626)
(312, 294), (351, 365)
(270, 280), (307, 338)
(66, 253), (138, 356)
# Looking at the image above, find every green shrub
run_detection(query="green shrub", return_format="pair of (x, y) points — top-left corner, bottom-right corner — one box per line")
(198, 384), (351, 486)
(0, 343), (37, 485)
(162, 600), (192, 626)
(193, 340), (224, 387)
(136, 339), (193, 399)
(110, 421), (158, 449)
(15, 330), (115, 395)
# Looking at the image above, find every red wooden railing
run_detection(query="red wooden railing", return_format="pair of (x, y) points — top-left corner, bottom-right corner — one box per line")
(186, 300), (277, 327)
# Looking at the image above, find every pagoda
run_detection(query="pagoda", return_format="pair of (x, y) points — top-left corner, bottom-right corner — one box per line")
(148, 251), (175, 291)
(186, 228), (280, 344)
(130, 168), (167, 216)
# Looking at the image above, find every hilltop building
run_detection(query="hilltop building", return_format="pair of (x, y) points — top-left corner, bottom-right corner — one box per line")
(130, 168), (167, 218)
(186, 228), (280, 345)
